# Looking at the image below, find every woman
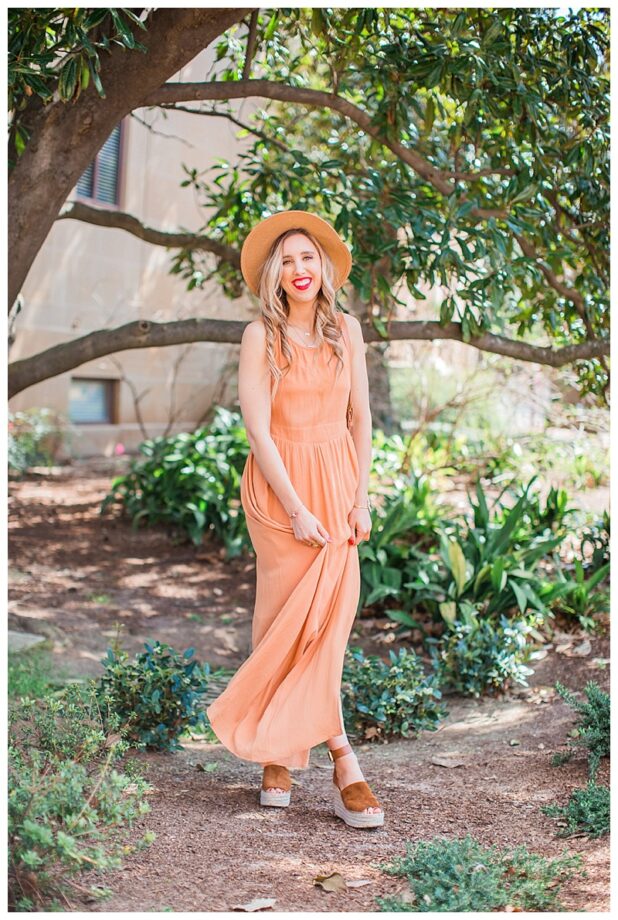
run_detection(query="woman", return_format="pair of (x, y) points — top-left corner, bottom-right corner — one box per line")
(206, 210), (383, 829)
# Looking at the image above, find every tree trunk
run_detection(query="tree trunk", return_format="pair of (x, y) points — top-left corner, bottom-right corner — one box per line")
(345, 289), (397, 435)
(8, 7), (253, 311)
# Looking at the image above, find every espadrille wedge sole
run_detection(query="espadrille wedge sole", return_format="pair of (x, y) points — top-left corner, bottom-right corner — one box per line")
(332, 783), (384, 827)
(259, 787), (291, 807)
(259, 764), (292, 808)
(328, 743), (384, 829)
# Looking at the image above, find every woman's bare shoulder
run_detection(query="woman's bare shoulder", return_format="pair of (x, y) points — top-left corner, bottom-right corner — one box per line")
(241, 318), (268, 346)
(340, 311), (363, 341)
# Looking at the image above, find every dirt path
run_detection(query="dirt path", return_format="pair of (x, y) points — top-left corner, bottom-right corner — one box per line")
(8, 463), (610, 912)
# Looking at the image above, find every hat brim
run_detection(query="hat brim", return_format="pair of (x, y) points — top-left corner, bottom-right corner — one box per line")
(240, 210), (352, 297)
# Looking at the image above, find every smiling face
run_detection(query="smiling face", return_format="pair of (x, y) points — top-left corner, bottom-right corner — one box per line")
(279, 232), (322, 304)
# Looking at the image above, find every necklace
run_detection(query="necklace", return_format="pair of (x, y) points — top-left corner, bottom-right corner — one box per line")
(288, 322), (319, 348)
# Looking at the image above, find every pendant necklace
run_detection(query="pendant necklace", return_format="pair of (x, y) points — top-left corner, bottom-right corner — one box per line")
(288, 322), (318, 348)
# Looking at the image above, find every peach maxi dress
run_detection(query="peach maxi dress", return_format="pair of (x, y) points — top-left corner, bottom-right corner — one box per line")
(206, 311), (360, 769)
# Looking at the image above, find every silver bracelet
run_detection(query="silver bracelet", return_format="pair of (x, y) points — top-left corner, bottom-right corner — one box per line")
(354, 498), (372, 511)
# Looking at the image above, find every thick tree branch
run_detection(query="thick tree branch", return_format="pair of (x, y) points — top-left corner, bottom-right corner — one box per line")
(9, 318), (609, 399)
(8, 7), (254, 311)
(141, 79), (589, 312)
(57, 201), (240, 266)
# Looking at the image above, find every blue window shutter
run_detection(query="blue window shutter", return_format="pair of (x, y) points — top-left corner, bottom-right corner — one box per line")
(75, 122), (122, 204)
(95, 124), (121, 204)
(77, 160), (94, 198)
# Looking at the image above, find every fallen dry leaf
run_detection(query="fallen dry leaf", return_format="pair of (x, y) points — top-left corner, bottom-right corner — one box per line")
(313, 872), (347, 892)
(231, 897), (277, 912)
(570, 638), (592, 657)
(431, 755), (465, 768)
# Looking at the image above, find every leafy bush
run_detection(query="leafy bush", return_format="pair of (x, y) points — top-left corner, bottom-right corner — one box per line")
(375, 833), (584, 912)
(359, 477), (575, 639)
(427, 606), (539, 698)
(8, 408), (70, 474)
(100, 406), (250, 554)
(358, 474), (442, 614)
(542, 780), (610, 839)
(435, 477), (574, 623)
(549, 558), (610, 633)
(341, 646), (446, 741)
(96, 640), (222, 752)
(551, 680), (610, 780)
(579, 510), (610, 573)
(8, 684), (152, 911)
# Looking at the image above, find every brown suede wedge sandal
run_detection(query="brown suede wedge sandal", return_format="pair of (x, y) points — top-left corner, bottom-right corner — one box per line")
(260, 764), (292, 807)
(328, 743), (384, 828)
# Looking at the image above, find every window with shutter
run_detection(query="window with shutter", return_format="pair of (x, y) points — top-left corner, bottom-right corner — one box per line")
(75, 121), (123, 206)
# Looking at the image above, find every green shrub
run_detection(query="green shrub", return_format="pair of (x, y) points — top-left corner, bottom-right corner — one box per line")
(579, 510), (610, 573)
(436, 477), (574, 622)
(375, 833), (584, 912)
(551, 680), (610, 780)
(96, 640), (222, 752)
(427, 607), (538, 698)
(542, 780), (610, 839)
(358, 476), (442, 615)
(8, 685), (152, 911)
(359, 477), (575, 638)
(341, 646), (446, 741)
(8, 408), (70, 474)
(100, 406), (250, 554)
(549, 558), (610, 633)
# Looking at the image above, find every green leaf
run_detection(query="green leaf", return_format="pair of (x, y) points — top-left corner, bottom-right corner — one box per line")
(447, 540), (468, 595)
(510, 579), (528, 614)
(439, 601), (457, 626)
(58, 57), (78, 102)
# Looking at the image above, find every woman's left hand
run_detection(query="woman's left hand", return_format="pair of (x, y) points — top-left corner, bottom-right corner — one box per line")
(348, 506), (372, 545)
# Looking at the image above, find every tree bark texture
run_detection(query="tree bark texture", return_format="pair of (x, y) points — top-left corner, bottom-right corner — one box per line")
(8, 7), (253, 310)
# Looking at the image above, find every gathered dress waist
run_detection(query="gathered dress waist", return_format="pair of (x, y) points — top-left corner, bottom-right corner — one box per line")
(270, 419), (349, 443)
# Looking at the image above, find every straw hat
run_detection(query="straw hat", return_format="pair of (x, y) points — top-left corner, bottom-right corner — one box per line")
(240, 209), (352, 297)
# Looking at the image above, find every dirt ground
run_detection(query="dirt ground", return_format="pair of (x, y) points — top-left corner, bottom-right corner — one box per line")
(8, 462), (611, 912)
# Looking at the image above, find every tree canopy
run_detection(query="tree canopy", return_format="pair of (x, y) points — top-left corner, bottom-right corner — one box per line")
(8, 7), (609, 404)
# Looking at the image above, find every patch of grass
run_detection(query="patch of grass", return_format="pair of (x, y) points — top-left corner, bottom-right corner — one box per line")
(8, 646), (69, 701)
(375, 833), (584, 912)
(542, 780), (610, 839)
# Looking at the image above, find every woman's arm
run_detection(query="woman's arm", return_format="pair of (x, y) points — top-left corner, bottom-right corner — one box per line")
(239, 320), (303, 516)
(239, 321), (332, 546)
(343, 313), (372, 506)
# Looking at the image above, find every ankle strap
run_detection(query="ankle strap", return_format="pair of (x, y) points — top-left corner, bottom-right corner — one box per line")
(327, 742), (353, 762)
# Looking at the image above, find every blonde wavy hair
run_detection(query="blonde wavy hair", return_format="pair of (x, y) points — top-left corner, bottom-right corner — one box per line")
(256, 228), (346, 402)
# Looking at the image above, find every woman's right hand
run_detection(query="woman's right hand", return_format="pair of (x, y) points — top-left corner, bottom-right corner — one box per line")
(290, 505), (332, 547)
